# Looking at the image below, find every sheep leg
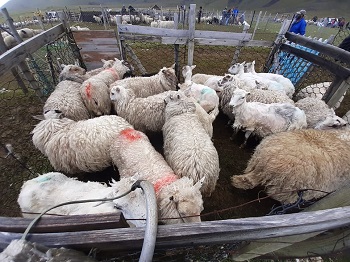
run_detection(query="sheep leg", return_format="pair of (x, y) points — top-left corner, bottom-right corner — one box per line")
(240, 130), (252, 148)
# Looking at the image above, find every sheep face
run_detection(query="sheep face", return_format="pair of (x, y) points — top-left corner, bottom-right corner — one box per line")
(164, 92), (196, 118)
(101, 59), (115, 69)
(112, 58), (133, 78)
(110, 85), (127, 101)
(59, 64), (86, 82)
(228, 61), (245, 75)
(218, 74), (235, 87)
(229, 88), (249, 108)
(159, 65), (178, 90)
(159, 177), (204, 224)
(315, 115), (348, 130)
(181, 65), (196, 80)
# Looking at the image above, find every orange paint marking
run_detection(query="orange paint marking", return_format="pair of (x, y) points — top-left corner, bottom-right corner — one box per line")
(105, 67), (119, 80)
(153, 174), (178, 194)
(120, 128), (142, 142)
(85, 82), (92, 99)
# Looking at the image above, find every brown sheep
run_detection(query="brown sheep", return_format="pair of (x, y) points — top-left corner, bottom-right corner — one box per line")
(231, 129), (350, 203)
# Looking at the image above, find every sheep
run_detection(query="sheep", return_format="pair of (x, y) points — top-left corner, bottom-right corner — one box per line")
(110, 64), (177, 98)
(179, 65), (220, 115)
(243, 60), (295, 98)
(110, 128), (204, 224)
(295, 82), (345, 110)
(18, 172), (147, 227)
(162, 93), (220, 197)
(93, 15), (102, 24)
(231, 128), (350, 204)
(85, 59), (116, 78)
(229, 88), (307, 145)
(219, 77), (294, 123)
(31, 110), (133, 174)
(81, 58), (132, 117)
(182, 64), (221, 88)
(228, 62), (287, 95)
(110, 86), (214, 136)
(151, 20), (175, 29)
(295, 97), (347, 129)
(41, 64), (90, 121)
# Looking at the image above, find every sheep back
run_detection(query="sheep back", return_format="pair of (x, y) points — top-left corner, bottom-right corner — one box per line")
(231, 129), (350, 203)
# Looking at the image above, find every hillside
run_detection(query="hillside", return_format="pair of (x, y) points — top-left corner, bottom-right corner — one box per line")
(1, 0), (349, 18)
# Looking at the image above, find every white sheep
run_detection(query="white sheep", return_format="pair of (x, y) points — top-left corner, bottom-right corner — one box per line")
(93, 15), (102, 24)
(231, 128), (350, 203)
(228, 62), (287, 95)
(81, 58), (132, 117)
(151, 20), (175, 29)
(109, 86), (214, 136)
(243, 60), (295, 98)
(110, 64), (177, 98)
(179, 65), (220, 115)
(18, 172), (147, 227)
(295, 82), (345, 110)
(295, 97), (347, 129)
(219, 77), (294, 122)
(182, 65), (222, 90)
(162, 93), (220, 197)
(229, 88), (307, 145)
(85, 59), (116, 78)
(31, 110), (133, 174)
(42, 64), (90, 121)
(110, 128), (204, 224)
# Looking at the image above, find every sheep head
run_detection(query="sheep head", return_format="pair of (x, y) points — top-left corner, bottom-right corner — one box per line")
(229, 88), (249, 108)
(315, 114), (348, 130)
(158, 177), (204, 224)
(228, 61), (245, 75)
(59, 64), (87, 83)
(159, 65), (178, 90)
(181, 65), (196, 80)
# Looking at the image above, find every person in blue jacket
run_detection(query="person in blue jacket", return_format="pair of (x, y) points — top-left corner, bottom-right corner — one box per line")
(289, 9), (307, 35)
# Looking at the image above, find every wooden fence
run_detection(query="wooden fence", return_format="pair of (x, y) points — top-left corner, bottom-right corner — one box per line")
(1, 4), (350, 260)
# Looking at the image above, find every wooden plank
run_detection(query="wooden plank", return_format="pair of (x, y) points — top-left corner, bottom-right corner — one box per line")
(325, 77), (350, 108)
(231, 182), (350, 261)
(280, 43), (350, 79)
(0, 212), (129, 233)
(2, 206), (350, 253)
(285, 32), (350, 65)
(118, 25), (252, 41)
(72, 30), (120, 71)
(0, 24), (65, 76)
(187, 4), (196, 66)
(161, 37), (272, 47)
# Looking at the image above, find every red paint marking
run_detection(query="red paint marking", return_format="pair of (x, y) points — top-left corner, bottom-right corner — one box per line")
(153, 174), (178, 194)
(85, 82), (92, 99)
(105, 67), (119, 80)
(120, 128), (142, 142)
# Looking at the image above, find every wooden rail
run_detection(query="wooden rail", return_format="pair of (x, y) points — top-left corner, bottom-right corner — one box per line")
(1, 206), (350, 256)
(0, 24), (65, 76)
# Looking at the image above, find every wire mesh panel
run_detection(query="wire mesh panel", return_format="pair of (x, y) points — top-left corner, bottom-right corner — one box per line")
(0, 33), (81, 217)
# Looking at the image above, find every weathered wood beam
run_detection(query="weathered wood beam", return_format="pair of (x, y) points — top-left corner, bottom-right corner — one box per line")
(0, 24), (65, 76)
(285, 32), (350, 65)
(0, 212), (128, 234)
(2, 206), (350, 253)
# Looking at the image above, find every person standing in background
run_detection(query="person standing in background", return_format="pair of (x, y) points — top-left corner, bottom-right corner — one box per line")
(233, 6), (239, 24)
(198, 6), (203, 23)
(289, 9), (307, 35)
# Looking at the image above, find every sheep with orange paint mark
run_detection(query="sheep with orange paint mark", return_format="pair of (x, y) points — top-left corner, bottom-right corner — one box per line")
(80, 58), (132, 117)
(110, 128), (204, 224)
(31, 109), (133, 174)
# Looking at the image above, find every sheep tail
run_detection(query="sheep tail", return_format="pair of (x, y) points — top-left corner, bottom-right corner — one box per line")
(231, 172), (258, 190)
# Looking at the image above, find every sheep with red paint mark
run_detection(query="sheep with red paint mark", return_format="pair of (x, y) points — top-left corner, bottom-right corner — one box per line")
(162, 93), (220, 197)
(80, 58), (132, 117)
(110, 86), (215, 136)
(31, 109), (133, 174)
(110, 128), (204, 224)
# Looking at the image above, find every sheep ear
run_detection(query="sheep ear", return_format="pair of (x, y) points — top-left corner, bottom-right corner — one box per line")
(101, 59), (106, 63)
(191, 65), (196, 70)
(170, 63), (176, 69)
(60, 64), (66, 69)
(33, 115), (45, 121)
(194, 177), (205, 190)
(252, 60), (255, 65)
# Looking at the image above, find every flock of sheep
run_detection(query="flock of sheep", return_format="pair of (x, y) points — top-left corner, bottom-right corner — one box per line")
(1, 28), (43, 49)
(16, 55), (350, 228)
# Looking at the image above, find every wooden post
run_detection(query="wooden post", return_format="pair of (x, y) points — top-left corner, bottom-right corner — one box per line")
(187, 4), (196, 66)
(251, 11), (262, 40)
(1, 7), (44, 100)
(115, 15), (125, 60)
(325, 77), (350, 108)
(173, 13), (179, 29)
(174, 44), (180, 83)
(124, 43), (147, 75)
(0, 30), (29, 94)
